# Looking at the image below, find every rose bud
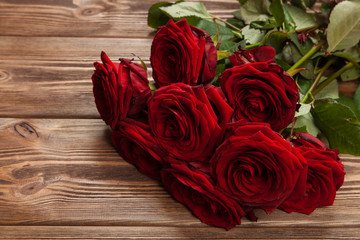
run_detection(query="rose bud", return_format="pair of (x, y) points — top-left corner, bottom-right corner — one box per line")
(148, 83), (232, 164)
(220, 62), (299, 131)
(210, 122), (307, 214)
(111, 118), (164, 180)
(161, 162), (245, 230)
(150, 19), (217, 87)
(280, 132), (345, 214)
(92, 51), (152, 130)
(229, 46), (276, 66)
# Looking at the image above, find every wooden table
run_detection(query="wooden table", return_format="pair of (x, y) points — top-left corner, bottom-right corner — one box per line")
(0, 0), (359, 239)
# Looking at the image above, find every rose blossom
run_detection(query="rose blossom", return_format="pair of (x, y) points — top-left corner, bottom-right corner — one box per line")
(229, 46), (276, 66)
(111, 118), (163, 180)
(148, 83), (232, 163)
(150, 19), (217, 87)
(92, 51), (151, 129)
(161, 162), (245, 230)
(210, 122), (307, 213)
(220, 62), (299, 131)
(280, 132), (345, 214)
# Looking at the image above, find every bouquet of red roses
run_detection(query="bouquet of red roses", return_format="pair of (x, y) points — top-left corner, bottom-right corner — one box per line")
(91, 18), (345, 230)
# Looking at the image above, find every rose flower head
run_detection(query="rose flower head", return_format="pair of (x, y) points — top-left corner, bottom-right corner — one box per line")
(92, 51), (152, 130)
(280, 132), (345, 214)
(161, 162), (245, 230)
(111, 118), (164, 180)
(229, 46), (276, 66)
(220, 62), (299, 131)
(148, 83), (232, 164)
(150, 19), (217, 87)
(210, 122), (307, 213)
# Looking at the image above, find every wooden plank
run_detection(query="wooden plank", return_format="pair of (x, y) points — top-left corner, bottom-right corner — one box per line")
(1, 226), (360, 239)
(0, 118), (359, 228)
(0, 37), (152, 118)
(0, 0), (240, 38)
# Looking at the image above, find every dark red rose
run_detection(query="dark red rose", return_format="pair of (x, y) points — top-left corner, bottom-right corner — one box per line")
(229, 46), (276, 66)
(220, 62), (299, 131)
(161, 162), (245, 230)
(111, 118), (163, 180)
(280, 132), (345, 214)
(148, 83), (231, 163)
(92, 51), (151, 129)
(150, 19), (217, 87)
(210, 122), (307, 213)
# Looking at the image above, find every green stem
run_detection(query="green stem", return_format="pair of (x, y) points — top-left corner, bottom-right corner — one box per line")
(245, 42), (261, 49)
(312, 62), (354, 97)
(212, 16), (243, 32)
(287, 42), (323, 73)
(301, 57), (336, 103)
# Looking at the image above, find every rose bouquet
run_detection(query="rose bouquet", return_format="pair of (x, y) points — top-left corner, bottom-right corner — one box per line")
(90, 0), (357, 230)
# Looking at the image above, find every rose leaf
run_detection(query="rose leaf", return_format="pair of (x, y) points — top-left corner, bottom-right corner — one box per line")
(314, 77), (339, 100)
(283, 4), (317, 31)
(312, 99), (360, 155)
(159, 2), (212, 20)
(327, 1), (360, 52)
(269, 0), (285, 27)
(148, 2), (174, 29)
(240, 0), (271, 24)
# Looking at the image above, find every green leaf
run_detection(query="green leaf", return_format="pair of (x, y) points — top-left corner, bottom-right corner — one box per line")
(269, 0), (285, 27)
(219, 40), (245, 52)
(241, 25), (265, 45)
(297, 76), (311, 94)
(283, 4), (317, 31)
(211, 64), (226, 86)
(288, 112), (320, 137)
(315, 77), (339, 100)
(226, 18), (245, 29)
(194, 18), (236, 41)
(238, 0), (249, 4)
(327, 1), (360, 52)
(148, 2), (174, 29)
(341, 67), (360, 81)
(337, 94), (360, 119)
(312, 99), (360, 155)
(240, 0), (271, 24)
(333, 47), (360, 68)
(262, 30), (289, 53)
(354, 85), (360, 113)
(217, 50), (232, 61)
(288, 43), (315, 80)
(159, 2), (212, 20)
(295, 103), (311, 117)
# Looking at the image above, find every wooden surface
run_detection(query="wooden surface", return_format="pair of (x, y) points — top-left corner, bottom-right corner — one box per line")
(0, 0), (359, 239)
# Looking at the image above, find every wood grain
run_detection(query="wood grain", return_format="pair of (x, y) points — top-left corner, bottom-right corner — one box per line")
(0, 119), (359, 229)
(1, 226), (359, 239)
(0, 0), (239, 38)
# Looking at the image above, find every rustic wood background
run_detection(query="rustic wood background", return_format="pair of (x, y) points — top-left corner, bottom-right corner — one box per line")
(0, 0), (359, 239)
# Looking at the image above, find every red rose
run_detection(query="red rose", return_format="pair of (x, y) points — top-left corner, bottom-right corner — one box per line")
(92, 51), (151, 129)
(280, 132), (345, 214)
(161, 162), (245, 230)
(150, 19), (217, 87)
(220, 62), (299, 131)
(210, 122), (307, 213)
(148, 83), (231, 163)
(229, 46), (276, 66)
(111, 118), (163, 180)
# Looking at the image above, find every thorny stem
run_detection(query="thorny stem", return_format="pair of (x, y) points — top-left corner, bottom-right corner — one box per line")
(312, 62), (354, 97)
(301, 57), (336, 103)
(211, 16), (243, 33)
(287, 41), (324, 73)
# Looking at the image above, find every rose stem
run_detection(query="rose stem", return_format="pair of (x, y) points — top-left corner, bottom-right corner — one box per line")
(301, 57), (336, 103)
(311, 62), (354, 97)
(211, 16), (243, 33)
(245, 42), (261, 49)
(287, 42), (323, 73)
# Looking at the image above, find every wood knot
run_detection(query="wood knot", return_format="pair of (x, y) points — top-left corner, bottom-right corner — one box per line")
(0, 70), (11, 82)
(80, 6), (104, 16)
(14, 122), (39, 140)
